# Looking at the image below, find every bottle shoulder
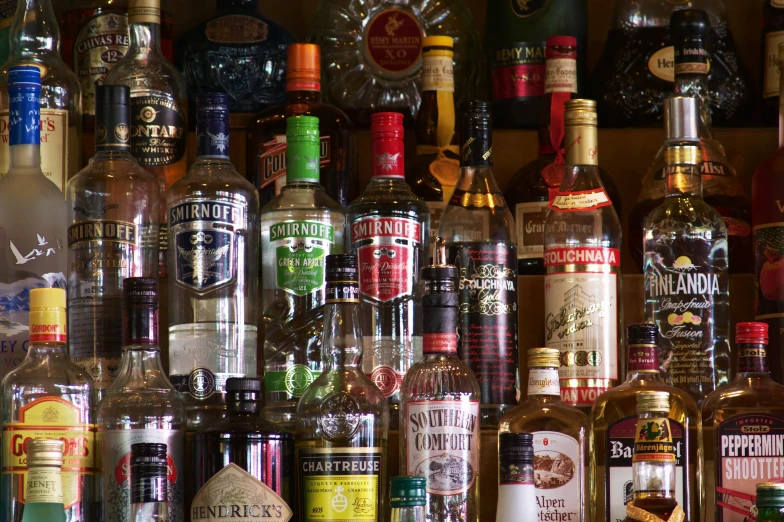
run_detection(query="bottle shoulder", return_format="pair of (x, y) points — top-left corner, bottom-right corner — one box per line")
(70, 155), (159, 186)
(2, 354), (94, 389)
(105, 52), (187, 99)
(401, 356), (481, 400)
(261, 185), (346, 216)
(171, 163), (260, 202)
(501, 397), (590, 434)
(348, 180), (430, 215)
(701, 376), (784, 417)
(248, 102), (352, 135)
(201, 413), (294, 438)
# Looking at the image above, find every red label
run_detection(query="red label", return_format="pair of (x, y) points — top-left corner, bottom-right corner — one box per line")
(491, 64), (545, 100)
(365, 9), (423, 74)
(560, 385), (612, 406)
(544, 247), (621, 267)
(29, 323), (67, 343)
(114, 453), (178, 485)
(423, 333), (458, 354)
(627, 345), (660, 372)
(354, 217), (420, 302)
(371, 138), (405, 178)
(370, 365), (403, 397)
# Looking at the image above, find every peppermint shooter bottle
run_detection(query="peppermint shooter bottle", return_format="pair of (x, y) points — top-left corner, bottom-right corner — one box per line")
(166, 92), (260, 432)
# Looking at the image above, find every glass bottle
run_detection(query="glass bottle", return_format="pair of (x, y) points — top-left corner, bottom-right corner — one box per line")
(104, 0), (188, 277)
(405, 36), (460, 254)
(763, 0), (784, 126)
(129, 443), (169, 522)
(96, 278), (185, 522)
(496, 433), (536, 522)
(643, 96), (730, 404)
(0, 0), (13, 66)
(1, 288), (94, 522)
(190, 377), (294, 519)
(20, 439), (67, 522)
(295, 254), (389, 522)
(260, 115), (345, 430)
(630, 9), (753, 274)
(246, 43), (355, 209)
(389, 476), (426, 522)
(701, 322), (784, 522)
(66, 84), (160, 398)
(543, 98), (623, 411)
(438, 100), (518, 428)
(166, 92), (259, 432)
(486, 0), (587, 129)
(590, 324), (702, 522)
(0, 0), (82, 190)
(758, 482), (784, 522)
(499, 347), (590, 522)
(348, 112), (429, 430)
(0, 65), (67, 381)
(399, 241), (480, 522)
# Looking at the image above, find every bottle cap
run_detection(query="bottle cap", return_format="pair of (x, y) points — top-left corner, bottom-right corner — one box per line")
(26, 439), (64, 468)
(627, 324), (658, 345)
(422, 36), (453, 49)
(498, 432), (534, 462)
(460, 100), (491, 128)
(664, 96), (700, 143)
(736, 322), (769, 345)
(671, 8), (710, 40)
(636, 391), (670, 414)
(564, 99), (597, 126)
(287, 43), (321, 83)
(8, 65), (41, 89)
(225, 377), (262, 393)
(389, 476), (426, 508)
(756, 481), (784, 508)
(97, 85), (130, 107)
(286, 115), (320, 142)
(546, 35), (577, 47)
(528, 347), (560, 368)
(198, 92), (230, 116)
(325, 254), (358, 283)
(131, 443), (168, 465)
(30, 288), (66, 310)
(371, 112), (404, 140)
(123, 277), (158, 306)
(29, 288), (67, 344)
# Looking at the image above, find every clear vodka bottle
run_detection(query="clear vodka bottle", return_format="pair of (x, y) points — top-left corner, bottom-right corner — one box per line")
(129, 443), (170, 522)
(166, 92), (259, 432)
(260, 115), (345, 429)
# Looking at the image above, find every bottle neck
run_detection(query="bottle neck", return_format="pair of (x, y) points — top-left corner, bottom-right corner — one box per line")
(96, 103), (132, 153)
(323, 281), (362, 371)
(526, 366), (561, 399)
(539, 44), (578, 157)
(664, 148), (703, 198)
(128, 21), (162, 54)
(285, 137), (320, 185)
(131, 502), (169, 522)
(217, 0), (257, 8)
(9, 0), (60, 57)
(736, 342), (771, 376)
(416, 51), (456, 150)
(371, 134), (405, 179)
(8, 84), (42, 164)
(564, 124), (599, 167)
(422, 279), (458, 357)
(390, 505), (426, 522)
(196, 115), (230, 160)
(459, 124), (492, 168)
(674, 35), (713, 132)
(226, 392), (261, 415)
(286, 89), (321, 105)
(114, 347), (171, 391)
(625, 344), (663, 383)
(24, 464), (64, 506)
(631, 410), (678, 511)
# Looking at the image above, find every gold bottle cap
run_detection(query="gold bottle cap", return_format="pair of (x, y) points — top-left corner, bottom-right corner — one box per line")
(564, 99), (598, 127)
(26, 439), (64, 468)
(527, 347), (560, 368)
(423, 36), (454, 50)
(636, 391), (670, 414)
(758, 481), (784, 491)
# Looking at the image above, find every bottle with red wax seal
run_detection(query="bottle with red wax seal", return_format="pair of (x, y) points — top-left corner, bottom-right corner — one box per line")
(347, 112), (429, 431)
(702, 322), (784, 522)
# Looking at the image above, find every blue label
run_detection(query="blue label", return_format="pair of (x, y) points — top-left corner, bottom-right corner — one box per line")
(196, 115), (230, 158)
(9, 91), (40, 147)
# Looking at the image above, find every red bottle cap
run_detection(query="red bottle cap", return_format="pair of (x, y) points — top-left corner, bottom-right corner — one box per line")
(736, 322), (768, 345)
(370, 111), (404, 139)
(370, 112), (405, 178)
(546, 36), (577, 48)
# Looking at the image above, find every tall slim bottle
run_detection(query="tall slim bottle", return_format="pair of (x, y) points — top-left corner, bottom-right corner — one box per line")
(438, 100), (518, 428)
(543, 98), (623, 410)
(167, 92), (259, 431)
(0, 65), (68, 381)
(643, 96), (730, 404)
(20, 440), (67, 522)
(67, 84), (160, 398)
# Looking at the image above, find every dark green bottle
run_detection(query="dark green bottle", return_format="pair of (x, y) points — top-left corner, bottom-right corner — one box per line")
(758, 482), (784, 522)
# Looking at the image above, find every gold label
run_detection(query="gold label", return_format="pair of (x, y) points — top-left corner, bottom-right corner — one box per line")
(564, 126), (598, 166)
(421, 55), (454, 92)
(633, 417), (675, 463)
(25, 467), (63, 504)
(129, 0), (161, 24)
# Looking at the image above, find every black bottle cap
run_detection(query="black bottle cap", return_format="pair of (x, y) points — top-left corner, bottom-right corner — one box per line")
(498, 432), (534, 462)
(671, 9), (710, 39)
(421, 264), (458, 283)
(325, 254), (358, 283)
(97, 85), (130, 108)
(225, 377), (262, 392)
(123, 277), (159, 306)
(627, 324), (658, 346)
(131, 442), (167, 464)
(460, 100), (492, 128)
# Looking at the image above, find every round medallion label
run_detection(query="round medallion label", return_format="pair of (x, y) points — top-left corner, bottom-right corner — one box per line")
(365, 8), (423, 76)
(371, 365), (400, 397)
(188, 367), (216, 399)
(285, 364), (316, 396)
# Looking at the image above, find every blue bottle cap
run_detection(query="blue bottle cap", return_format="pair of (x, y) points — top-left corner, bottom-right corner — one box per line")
(198, 92), (230, 115)
(8, 65), (41, 89)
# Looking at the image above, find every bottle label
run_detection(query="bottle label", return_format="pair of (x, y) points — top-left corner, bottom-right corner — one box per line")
(128, 0), (161, 25)
(532, 431), (582, 520)
(634, 417), (675, 462)
(2, 396), (94, 509)
(205, 14), (269, 44)
(270, 220), (334, 296)
(169, 199), (246, 292)
(449, 243), (518, 406)
(605, 416), (688, 522)
(764, 31), (784, 99)
(73, 11), (130, 117)
(257, 135), (331, 195)
(754, 223), (784, 324)
(673, 38), (709, 76)
(715, 414), (784, 522)
(404, 399), (480, 495)
(29, 308), (66, 344)
(490, 42), (545, 101)
(297, 447), (381, 522)
(737, 345), (768, 373)
(527, 367), (560, 396)
(627, 344), (660, 372)
(422, 55), (454, 92)
(515, 201), (548, 259)
(364, 9), (423, 77)
(100, 427), (184, 522)
(509, 0), (546, 17)
(648, 46), (711, 83)
(264, 366), (322, 398)
(129, 93), (186, 167)
(544, 58), (577, 94)
(25, 467), (64, 504)
(549, 188), (610, 212)
(369, 364), (404, 397)
(197, 118), (230, 159)
(351, 217), (422, 302)
(645, 254), (727, 390)
(170, 368), (248, 401)
(191, 462), (293, 521)
(423, 332), (457, 355)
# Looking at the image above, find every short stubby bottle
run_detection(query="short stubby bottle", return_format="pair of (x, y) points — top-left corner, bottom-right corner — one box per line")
(496, 433), (536, 522)
(348, 111), (429, 429)
(20, 439), (67, 522)
(166, 92), (260, 432)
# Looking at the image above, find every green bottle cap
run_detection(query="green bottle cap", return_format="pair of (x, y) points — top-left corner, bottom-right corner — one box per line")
(757, 482), (784, 509)
(286, 115), (320, 184)
(389, 476), (426, 508)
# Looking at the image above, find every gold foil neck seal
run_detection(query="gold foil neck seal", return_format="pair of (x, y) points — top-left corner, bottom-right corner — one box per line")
(758, 481), (784, 491)
(26, 439), (64, 468)
(129, 0), (161, 24)
(636, 391), (670, 414)
(528, 347), (560, 368)
(664, 145), (702, 166)
(564, 99), (598, 127)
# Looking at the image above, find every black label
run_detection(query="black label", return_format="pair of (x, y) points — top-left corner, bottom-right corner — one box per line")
(325, 281), (360, 303)
(96, 103), (131, 151)
(509, 0), (546, 18)
(130, 94), (186, 167)
(448, 242), (518, 406)
(459, 128), (492, 168)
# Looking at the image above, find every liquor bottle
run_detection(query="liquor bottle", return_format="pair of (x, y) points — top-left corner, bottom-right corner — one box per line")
(246, 43), (355, 208)
(97, 278), (185, 522)
(758, 482), (784, 522)
(763, 0), (784, 126)
(499, 348), (590, 522)
(348, 112), (429, 429)
(295, 254), (389, 522)
(753, 42), (784, 384)
(643, 96), (730, 403)
(590, 0), (754, 128)
(485, 0), (587, 129)
(190, 378), (294, 520)
(0, 0), (13, 66)
(260, 115), (345, 429)
(389, 476), (426, 522)
(399, 241), (480, 522)
(0, 65), (68, 380)
(496, 433), (536, 522)
(309, 0), (480, 128)
(701, 322), (784, 522)
(129, 443), (169, 522)
(1, 288), (94, 522)
(0, 0), (82, 191)
(406, 36), (459, 253)
(20, 440), (67, 522)
(504, 36), (622, 275)
(167, 92), (259, 431)
(543, 98), (622, 410)
(104, 0), (188, 277)
(66, 84), (160, 398)
(590, 324), (702, 522)
(630, 9), (753, 274)
(176, 0), (295, 116)
(438, 100), (518, 428)
(621, 391), (686, 522)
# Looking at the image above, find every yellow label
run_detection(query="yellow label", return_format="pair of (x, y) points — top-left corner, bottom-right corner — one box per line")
(25, 467), (63, 504)
(2, 396), (94, 508)
(633, 417), (676, 463)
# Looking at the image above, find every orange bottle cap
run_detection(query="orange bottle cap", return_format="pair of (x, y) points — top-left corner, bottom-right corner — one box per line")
(287, 43), (321, 82)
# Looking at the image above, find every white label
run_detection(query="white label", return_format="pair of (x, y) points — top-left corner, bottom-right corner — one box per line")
(545, 58), (577, 94)
(532, 431), (582, 520)
(550, 189), (610, 212)
(405, 399), (480, 496)
(527, 368), (560, 397)
(497, 483), (537, 522)
(515, 201), (548, 258)
(422, 55), (454, 92)
(25, 467), (63, 504)
(649, 46), (675, 82)
(765, 31), (784, 99)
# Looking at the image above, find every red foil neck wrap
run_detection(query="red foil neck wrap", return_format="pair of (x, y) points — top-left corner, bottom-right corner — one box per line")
(371, 112), (405, 178)
(627, 344), (660, 372)
(423, 333), (458, 355)
(736, 322), (769, 373)
(544, 35), (578, 199)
